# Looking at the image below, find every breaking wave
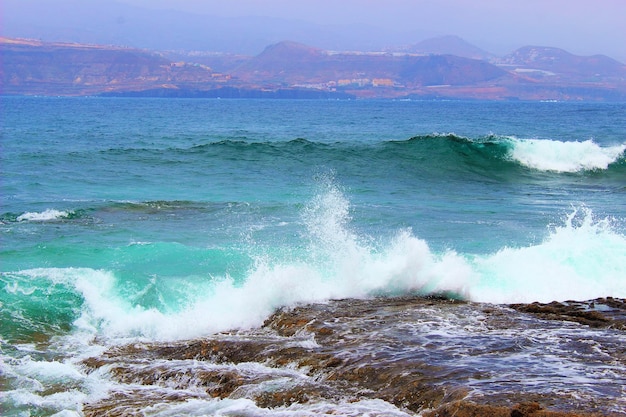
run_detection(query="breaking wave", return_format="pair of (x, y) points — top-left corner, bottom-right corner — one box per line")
(507, 138), (626, 173)
(2, 183), (624, 344)
(16, 209), (73, 222)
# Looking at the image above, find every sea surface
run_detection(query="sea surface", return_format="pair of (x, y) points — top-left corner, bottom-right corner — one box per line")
(1, 97), (625, 416)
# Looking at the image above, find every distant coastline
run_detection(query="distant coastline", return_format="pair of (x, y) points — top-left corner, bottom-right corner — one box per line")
(98, 87), (356, 100)
(2, 37), (626, 101)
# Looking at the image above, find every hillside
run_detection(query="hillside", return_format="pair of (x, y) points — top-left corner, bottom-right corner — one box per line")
(234, 41), (506, 86)
(2, 37), (625, 101)
(400, 35), (494, 60)
(498, 46), (626, 82)
(0, 37), (223, 95)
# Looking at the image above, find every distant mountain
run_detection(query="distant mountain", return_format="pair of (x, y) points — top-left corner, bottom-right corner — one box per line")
(0, 37), (220, 95)
(2, 37), (625, 101)
(238, 42), (327, 80)
(234, 41), (507, 88)
(401, 35), (494, 60)
(498, 46), (626, 81)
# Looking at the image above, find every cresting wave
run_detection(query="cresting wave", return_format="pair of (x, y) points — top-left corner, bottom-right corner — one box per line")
(2, 184), (625, 344)
(1, 201), (245, 224)
(93, 135), (626, 176)
(472, 206), (626, 303)
(507, 138), (626, 172)
(15, 209), (73, 222)
(395, 134), (626, 174)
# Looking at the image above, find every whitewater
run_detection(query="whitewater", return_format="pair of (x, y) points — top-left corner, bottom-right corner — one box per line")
(1, 98), (625, 416)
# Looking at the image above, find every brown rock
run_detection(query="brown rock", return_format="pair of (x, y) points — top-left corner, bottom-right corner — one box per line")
(510, 298), (626, 329)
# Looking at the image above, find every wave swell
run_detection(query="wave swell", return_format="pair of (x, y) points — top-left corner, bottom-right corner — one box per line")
(390, 134), (625, 175)
(2, 183), (625, 344)
(16, 209), (73, 222)
(94, 135), (626, 178)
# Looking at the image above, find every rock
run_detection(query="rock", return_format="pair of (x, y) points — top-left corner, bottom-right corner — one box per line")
(510, 298), (626, 329)
(81, 296), (626, 416)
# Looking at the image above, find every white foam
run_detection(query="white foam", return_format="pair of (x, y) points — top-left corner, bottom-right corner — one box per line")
(471, 207), (626, 303)
(0, 333), (119, 415)
(5, 188), (626, 415)
(11, 191), (625, 343)
(508, 138), (625, 172)
(17, 209), (71, 222)
(1, 389), (86, 414)
(139, 397), (413, 417)
(8, 182), (474, 342)
(51, 411), (83, 417)
(15, 359), (84, 384)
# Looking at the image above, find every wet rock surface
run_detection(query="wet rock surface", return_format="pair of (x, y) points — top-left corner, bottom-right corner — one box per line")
(82, 296), (626, 416)
(510, 297), (626, 330)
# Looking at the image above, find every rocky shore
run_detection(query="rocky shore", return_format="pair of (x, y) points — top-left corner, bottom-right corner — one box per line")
(82, 297), (626, 416)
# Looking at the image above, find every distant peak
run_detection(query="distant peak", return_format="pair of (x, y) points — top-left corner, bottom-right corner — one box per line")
(404, 35), (493, 60)
(500, 45), (626, 77)
(512, 45), (571, 56)
(424, 35), (466, 43)
(259, 41), (323, 56)
(506, 45), (622, 63)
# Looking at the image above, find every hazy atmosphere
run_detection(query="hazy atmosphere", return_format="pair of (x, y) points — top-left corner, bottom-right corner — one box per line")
(3, 0), (625, 60)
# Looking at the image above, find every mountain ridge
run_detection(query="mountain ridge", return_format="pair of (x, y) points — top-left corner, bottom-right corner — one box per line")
(499, 46), (626, 79)
(232, 41), (508, 88)
(398, 35), (495, 61)
(2, 37), (625, 101)
(4, 0), (624, 63)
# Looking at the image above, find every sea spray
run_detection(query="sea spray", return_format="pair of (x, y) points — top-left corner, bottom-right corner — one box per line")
(1, 183), (475, 343)
(4, 196), (625, 345)
(6, 191), (626, 344)
(472, 207), (626, 303)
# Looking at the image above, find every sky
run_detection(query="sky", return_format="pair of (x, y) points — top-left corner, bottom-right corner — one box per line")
(116, 0), (626, 59)
(3, 0), (625, 61)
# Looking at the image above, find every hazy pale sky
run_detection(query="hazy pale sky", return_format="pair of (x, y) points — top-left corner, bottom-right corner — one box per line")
(118, 0), (626, 59)
(3, 0), (625, 60)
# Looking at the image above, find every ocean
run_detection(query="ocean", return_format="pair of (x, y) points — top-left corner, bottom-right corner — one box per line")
(1, 97), (625, 416)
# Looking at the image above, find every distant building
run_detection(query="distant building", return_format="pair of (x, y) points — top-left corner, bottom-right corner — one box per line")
(372, 78), (394, 87)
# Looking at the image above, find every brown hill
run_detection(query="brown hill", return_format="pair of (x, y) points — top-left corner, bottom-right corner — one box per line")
(402, 35), (494, 61)
(2, 37), (626, 101)
(0, 37), (220, 95)
(234, 41), (508, 88)
(498, 46), (626, 82)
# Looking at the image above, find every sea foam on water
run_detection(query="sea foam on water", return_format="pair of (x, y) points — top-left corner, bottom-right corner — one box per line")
(4, 189), (625, 343)
(472, 207), (626, 303)
(16, 209), (72, 222)
(508, 138), (626, 172)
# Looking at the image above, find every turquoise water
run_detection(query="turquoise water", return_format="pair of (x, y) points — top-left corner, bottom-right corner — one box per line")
(1, 97), (626, 415)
